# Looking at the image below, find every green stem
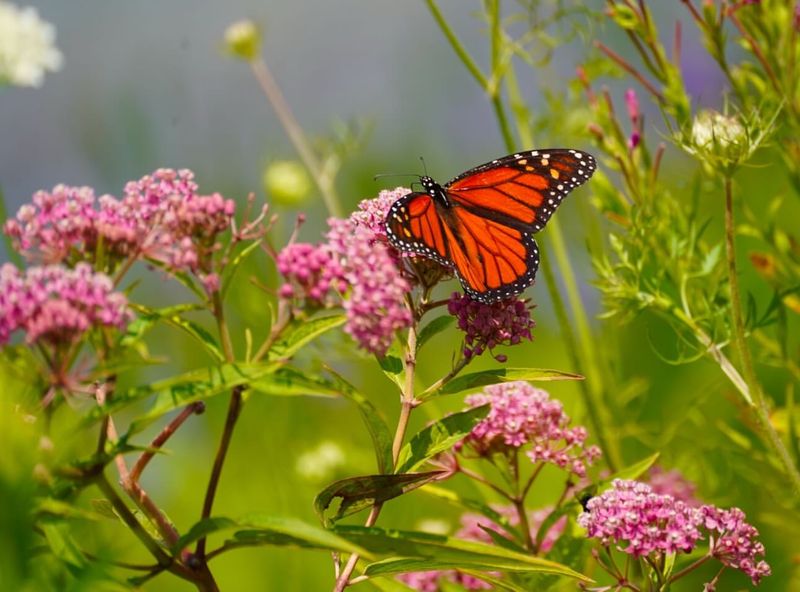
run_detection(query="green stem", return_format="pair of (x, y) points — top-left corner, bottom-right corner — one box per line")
(250, 57), (342, 217)
(95, 473), (172, 567)
(723, 177), (800, 497)
(333, 318), (419, 590)
(424, 0), (488, 89)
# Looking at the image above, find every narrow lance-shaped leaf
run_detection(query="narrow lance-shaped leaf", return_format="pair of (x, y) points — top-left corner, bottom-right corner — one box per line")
(324, 366), (393, 473)
(332, 525), (590, 582)
(268, 314), (346, 360)
(85, 361), (282, 429)
(416, 315), (455, 352)
(315, 472), (445, 526)
(221, 239), (263, 298)
(394, 404), (489, 474)
(119, 303), (204, 348)
(428, 367), (583, 399)
(172, 515), (369, 558)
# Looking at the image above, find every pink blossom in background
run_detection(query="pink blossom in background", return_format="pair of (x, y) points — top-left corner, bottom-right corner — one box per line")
(579, 479), (771, 586)
(701, 506), (771, 584)
(460, 381), (601, 477)
(648, 466), (701, 506)
(447, 292), (534, 360)
(624, 88), (641, 150)
(578, 479), (703, 556)
(4, 169), (236, 288)
(0, 263), (132, 346)
(396, 570), (441, 591)
(4, 185), (99, 262)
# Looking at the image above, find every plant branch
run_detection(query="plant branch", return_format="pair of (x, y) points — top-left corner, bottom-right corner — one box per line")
(196, 385), (244, 559)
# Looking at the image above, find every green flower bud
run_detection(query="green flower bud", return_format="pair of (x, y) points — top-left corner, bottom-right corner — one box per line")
(224, 20), (261, 61)
(263, 160), (312, 206)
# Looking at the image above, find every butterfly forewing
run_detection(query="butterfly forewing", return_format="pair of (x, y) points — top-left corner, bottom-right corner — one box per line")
(385, 192), (452, 267)
(445, 148), (596, 231)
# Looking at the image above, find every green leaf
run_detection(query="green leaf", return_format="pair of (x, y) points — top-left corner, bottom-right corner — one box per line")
(395, 405), (489, 474)
(522, 535), (588, 591)
(161, 316), (224, 362)
(221, 239), (263, 298)
(85, 361), (282, 431)
(248, 367), (343, 397)
(335, 526), (589, 581)
(42, 523), (88, 568)
(269, 315), (346, 360)
(378, 339), (405, 388)
(607, 452), (660, 482)
(35, 498), (105, 522)
(119, 303), (205, 346)
(315, 472), (445, 525)
(431, 368), (583, 398)
(324, 367), (393, 473)
(378, 355), (403, 375)
(172, 515), (368, 557)
(416, 315), (455, 351)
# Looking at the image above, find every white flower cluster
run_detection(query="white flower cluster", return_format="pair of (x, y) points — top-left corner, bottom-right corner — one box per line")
(0, 2), (62, 88)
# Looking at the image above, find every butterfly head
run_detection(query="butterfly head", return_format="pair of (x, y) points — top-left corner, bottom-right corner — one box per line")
(420, 176), (450, 207)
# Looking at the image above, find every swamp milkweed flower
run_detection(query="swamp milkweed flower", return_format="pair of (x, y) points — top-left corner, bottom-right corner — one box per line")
(276, 189), (413, 356)
(447, 292), (534, 361)
(579, 479), (770, 585)
(4, 169), (236, 291)
(458, 381), (601, 477)
(0, 263), (132, 346)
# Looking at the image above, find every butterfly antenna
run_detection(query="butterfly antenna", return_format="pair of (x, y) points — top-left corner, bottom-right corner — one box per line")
(372, 172), (422, 181)
(419, 156), (428, 176)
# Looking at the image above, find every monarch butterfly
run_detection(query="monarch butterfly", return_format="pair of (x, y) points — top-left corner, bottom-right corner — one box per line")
(384, 149), (597, 303)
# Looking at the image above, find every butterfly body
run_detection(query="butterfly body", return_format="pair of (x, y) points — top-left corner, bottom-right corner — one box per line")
(385, 149), (596, 303)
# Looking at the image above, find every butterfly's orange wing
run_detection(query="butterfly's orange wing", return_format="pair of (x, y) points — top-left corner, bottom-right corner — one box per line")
(385, 149), (596, 302)
(445, 149), (596, 231)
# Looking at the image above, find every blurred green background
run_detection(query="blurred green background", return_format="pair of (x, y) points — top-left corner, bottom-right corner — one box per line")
(2, 1), (798, 590)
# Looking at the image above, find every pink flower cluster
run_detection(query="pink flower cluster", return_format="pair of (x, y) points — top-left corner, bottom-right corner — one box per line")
(579, 480), (771, 585)
(276, 242), (346, 306)
(579, 479), (703, 556)
(648, 466), (701, 506)
(447, 293), (534, 361)
(459, 381), (601, 477)
(398, 507), (566, 591)
(327, 214), (412, 356)
(701, 505), (771, 584)
(0, 263), (132, 345)
(4, 169), (235, 290)
(275, 190), (413, 356)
